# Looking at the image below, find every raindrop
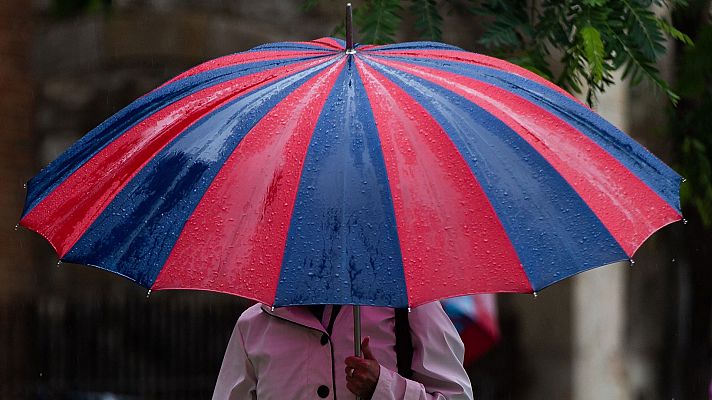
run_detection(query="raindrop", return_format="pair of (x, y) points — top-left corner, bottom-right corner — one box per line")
(682, 177), (687, 183)
(271, 306), (275, 312)
(683, 219), (688, 225)
(671, 258), (676, 263)
(23, 183), (27, 189)
(533, 291), (538, 298)
(629, 259), (635, 266)
(146, 289), (152, 298)
(407, 307), (412, 313)
(56, 260), (62, 267)
(14, 224), (19, 231)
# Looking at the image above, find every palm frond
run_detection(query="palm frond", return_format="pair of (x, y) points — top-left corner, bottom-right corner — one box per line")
(411, 0), (443, 41)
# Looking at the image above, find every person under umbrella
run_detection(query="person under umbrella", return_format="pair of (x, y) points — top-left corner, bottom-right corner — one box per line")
(212, 303), (473, 399)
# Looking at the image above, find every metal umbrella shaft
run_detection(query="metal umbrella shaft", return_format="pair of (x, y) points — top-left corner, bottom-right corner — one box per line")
(346, 5), (362, 398)
(353, 304), (362, 400)
(345, 3), (354, 52)
(353, 304), (361, 357)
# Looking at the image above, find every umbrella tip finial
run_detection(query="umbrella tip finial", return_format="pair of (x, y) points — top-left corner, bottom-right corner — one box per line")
(345, 3), (355, 54)
(532, 291), (538, 298)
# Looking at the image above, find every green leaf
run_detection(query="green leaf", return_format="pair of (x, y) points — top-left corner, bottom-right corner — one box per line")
(620, 0), (667, 60)
(610, 28), (680, 104)
(411, 0), (444, 41)
(355, 0), (403, 44)
(333, 0), (684, 108)
(657, 18), (694, 45)
(580, 25), (606, 83)
(301, 0), (320, 12)
(479, 19), (522, 48)
(476, 2), (530, 50)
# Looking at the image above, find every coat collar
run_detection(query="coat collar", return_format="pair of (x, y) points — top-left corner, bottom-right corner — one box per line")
(260, 304), (329, 333)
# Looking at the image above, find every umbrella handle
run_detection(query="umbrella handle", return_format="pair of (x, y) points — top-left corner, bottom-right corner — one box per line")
(354, 304), (361, 400)
(353, 304), (361, 357)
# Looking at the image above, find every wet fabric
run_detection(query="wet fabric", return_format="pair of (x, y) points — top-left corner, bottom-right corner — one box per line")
(20, 38), (682, 307)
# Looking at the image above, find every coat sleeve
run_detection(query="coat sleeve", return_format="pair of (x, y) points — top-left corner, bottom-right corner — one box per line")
(212, 320), (258, 400)
(371, 302), (474, 400)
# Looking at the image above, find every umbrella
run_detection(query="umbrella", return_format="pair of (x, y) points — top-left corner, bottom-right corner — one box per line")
(442, 295), (500, 366)
(20, 3), (681, 362)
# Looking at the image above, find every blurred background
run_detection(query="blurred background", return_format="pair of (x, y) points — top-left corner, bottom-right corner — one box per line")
(1, 0), (710, 399)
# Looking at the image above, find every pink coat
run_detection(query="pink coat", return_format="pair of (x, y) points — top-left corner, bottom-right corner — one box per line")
(212, 302), (473, 400)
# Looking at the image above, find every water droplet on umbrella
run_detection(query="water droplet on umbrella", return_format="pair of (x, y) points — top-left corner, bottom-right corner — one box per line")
(14, 224), (19, 231)
(629, 259), (635, 266)
(683, 219), (688, 225)
(533, 291), (538, 298)
(146, 289), (152, 298)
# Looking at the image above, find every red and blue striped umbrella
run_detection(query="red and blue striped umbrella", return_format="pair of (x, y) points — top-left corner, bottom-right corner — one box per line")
(20, 37), (682, 309)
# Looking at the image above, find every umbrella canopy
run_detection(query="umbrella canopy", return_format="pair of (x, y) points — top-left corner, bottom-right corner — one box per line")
(20, 37), (682, 309)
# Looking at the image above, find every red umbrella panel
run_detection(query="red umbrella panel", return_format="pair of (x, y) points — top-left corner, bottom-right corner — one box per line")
(20, 37), (682, 308)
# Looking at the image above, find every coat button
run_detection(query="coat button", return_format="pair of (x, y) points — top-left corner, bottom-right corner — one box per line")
(317, 385), (330, 398)
(320, 333), (329, 346)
